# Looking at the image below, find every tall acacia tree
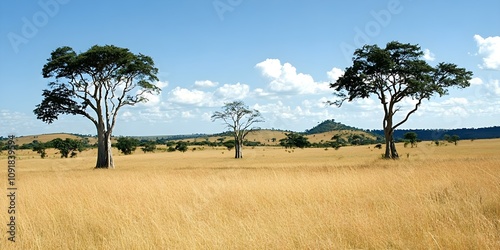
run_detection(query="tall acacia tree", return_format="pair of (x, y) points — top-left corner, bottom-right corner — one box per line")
(34, 45), (160, 168)
(330, 41), (472, 159)
(212, 101), (264, 158)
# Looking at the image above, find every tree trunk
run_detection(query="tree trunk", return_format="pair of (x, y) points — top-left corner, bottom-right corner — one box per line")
(95, 125), (115, 169)
(383, 128), (399, 159)
(383, 114), (399, 159)
(234, 139), (243, 159)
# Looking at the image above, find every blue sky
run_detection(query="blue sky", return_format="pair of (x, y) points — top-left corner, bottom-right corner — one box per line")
(1, 0), (499, 136)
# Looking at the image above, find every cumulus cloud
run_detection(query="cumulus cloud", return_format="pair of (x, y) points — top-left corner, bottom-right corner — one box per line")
(423, 49), (436, 62)
(194, 80), (219, 88)
(255, 59), (330, 95)
(253, 88), (274, 99)
(253, 100), (332, 125)
(215, 83), (250, 100)
(167, 82), (250, 107)
(168, 87), (212, 106)
(486, 79), (500, 96)
(327, 67), (345, 82)
(469, 77), (483, 86)
(474, 35), (500, 70)
(155, 80), (169, 89)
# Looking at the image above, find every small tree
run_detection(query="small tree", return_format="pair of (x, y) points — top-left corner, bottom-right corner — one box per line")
(280, 132), (311, 149)
(212, 101), (264, 158)
(116, 137), (139, 155)
(32, 141), (47, 158)
(444, 134), (460, 145)
(51, 138), (83, 158)
(330, 41), (472, 159)
(175, 141), (188, 153)
(142, 142), (156, 153)
(223, 140), (235, 151)
(403, 132), (418, 148)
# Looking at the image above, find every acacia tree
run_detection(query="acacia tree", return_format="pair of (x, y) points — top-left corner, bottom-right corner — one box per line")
(403, 132), (418, 148)
(212, 101), (263, 158)
(34, 45), (160, 168)
(331, 41), (472, 159)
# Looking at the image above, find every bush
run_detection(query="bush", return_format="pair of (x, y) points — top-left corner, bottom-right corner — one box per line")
(142, 142), (156, 153)
(175, 141), (188, 153)
(116, 137), (139, 155)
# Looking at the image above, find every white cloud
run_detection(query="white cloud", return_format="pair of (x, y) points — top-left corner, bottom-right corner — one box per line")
(168, 82), (250, 107)
(255, 58), (282, 78)
(423, 49), (436, 62)
(469, 77), (483, 86)
(168, 87), (213, 106)
(486, 79), (500, 96)
(253, 88), (274, 99)
(327, 67), (344, 82)
(194, 80), (219, 88)
(442, 97), (469, 106)
(155, 80), (169, 89)
(201, 112), (212, 122)
(253, 100), (333, 126)
(214, 83), (250, 100)
(474, 35), (500, 70)
(255, 59), (330, 95)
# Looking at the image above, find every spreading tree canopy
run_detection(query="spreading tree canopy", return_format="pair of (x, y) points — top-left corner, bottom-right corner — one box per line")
(330, 41), (472, 159)
(34, 45), (160, 168)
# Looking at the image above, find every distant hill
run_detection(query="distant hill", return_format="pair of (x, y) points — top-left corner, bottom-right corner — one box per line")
(305, 119), (359, 134)
(10, 133), (97, 145)
(370, 126), (500, 141)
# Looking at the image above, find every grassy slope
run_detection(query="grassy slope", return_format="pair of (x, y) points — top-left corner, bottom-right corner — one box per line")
(1, 139), (499, 249)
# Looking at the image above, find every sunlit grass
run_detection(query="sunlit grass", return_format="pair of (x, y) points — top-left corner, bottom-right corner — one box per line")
(1, 139), (499, 249)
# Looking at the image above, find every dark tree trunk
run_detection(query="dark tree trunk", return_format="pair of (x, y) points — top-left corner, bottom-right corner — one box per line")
(95, 124), (114, 169)
(383, 117), (399, 159)
(234, 140), (243, 159)
(383, 130), (399, 159)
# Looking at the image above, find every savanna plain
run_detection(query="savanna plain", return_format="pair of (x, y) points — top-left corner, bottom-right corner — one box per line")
(1, 139), (499, 249)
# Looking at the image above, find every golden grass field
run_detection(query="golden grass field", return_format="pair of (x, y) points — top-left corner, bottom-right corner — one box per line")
(1, 139), (499, 249)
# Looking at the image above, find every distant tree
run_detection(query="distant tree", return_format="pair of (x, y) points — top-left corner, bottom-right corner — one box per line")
(212, 101), (264, 158)
(403, 132), (418, 148)
(280, 132), (311, 149)
(32, 141), (47, 158)
(142, 142), (156, 153)
(116, 137), (139, 155)
(33, 45), (160, 168)
(444, 134), (460, 145)
(216, 137), (225, 146)
(223, 140), (235, 151)
(51, 138), (83, 158)
(0, 141), (4, 152)
(175, 141), (188, 153)
(330, 41), (473, 159)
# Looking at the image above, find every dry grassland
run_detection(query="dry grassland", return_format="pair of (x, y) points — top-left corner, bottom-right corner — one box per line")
(1, 139), (499, 249)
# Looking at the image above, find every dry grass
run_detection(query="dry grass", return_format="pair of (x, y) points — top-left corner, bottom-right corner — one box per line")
(1, 139), (499, 249)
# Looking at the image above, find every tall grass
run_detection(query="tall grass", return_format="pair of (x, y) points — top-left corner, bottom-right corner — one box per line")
(1, 139), (499, 249)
